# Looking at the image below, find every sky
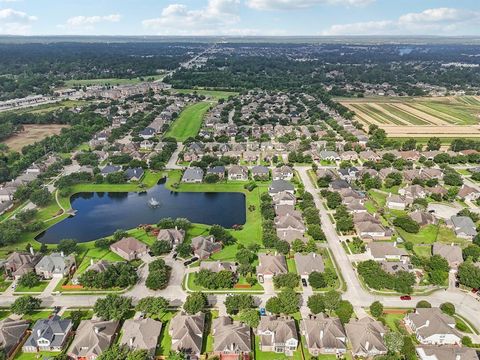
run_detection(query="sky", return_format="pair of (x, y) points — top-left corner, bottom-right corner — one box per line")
(0, 0), (479, 37)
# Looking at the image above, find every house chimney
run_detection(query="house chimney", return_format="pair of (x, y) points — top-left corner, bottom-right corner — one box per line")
(456, 354), (462, 360)
(37, 329), (42, 337)
(320, 330), (324, 339)
(60, 251), (64, 257)
(365, 341), (370, 350)
(90, 258), (94, 266)
(425, 320), (430, 327)
(29, 246), (35, 256)
(94, 326), (100, 334)
(130, 337), (134, 347)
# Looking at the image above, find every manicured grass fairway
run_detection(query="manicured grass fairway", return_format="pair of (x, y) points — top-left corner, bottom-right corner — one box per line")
(64, 75), (163, 87)
(165, 102), (212, 141)
(171, 88), (238, 100)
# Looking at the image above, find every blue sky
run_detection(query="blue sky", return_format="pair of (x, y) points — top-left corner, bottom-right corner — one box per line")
(0, 0), (479, 36)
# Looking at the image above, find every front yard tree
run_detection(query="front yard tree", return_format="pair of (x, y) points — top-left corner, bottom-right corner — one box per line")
(335, 300), (354, 324)
(150, 240), (172, 256)
(225, 294), (254, 315)
(370, 301), (384, 318)
(136, 296), (169, 316)
(94, 294), (132, 320)
(307, 294), (325, 314)
(11, 295), (41, 315)
(238, 309), (260, 328)
(308, 271), (326, 289)
(184, 292), (207, 315)
(323, 290), (341, 312)
(18, 272), (40, 288)
(440, 302), (455, 316)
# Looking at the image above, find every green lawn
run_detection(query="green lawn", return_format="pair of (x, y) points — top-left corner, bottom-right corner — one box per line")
(22, 310), (53, 322)
(156, 311), (176, 356)
(15, 350), (61, 360)
(413, 245), (432, 258)
(397, 225), (438, 244)
(14, 281), (50, 293)
(368, 190), (387, 208)
(0, 279), (12, 293)
(164, 102), (212, 141)
(287, 258), (298, 274)
(382, 311), (407, 331)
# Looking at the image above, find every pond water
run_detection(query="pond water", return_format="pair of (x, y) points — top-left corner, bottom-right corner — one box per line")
(36, 178), (246, 244)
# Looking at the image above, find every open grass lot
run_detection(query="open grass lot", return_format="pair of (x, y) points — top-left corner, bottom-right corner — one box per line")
(164, 102), (212, 141)
(155, 311), (176, 356)
(171, 88), (238, 100)
(339, 96), (480, 139)
(0, 278), (12, 293)
(64, 75), (163, 87)
(166, 170), (266, 259)
(14, 350), (60, 360)
(22, 310), (53, 322)
(3, 124), (70, 152)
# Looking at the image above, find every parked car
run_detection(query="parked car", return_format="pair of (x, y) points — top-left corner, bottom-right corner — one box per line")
(400, 295), (412, 300)
(301, 278), (308, 287)
(260, 308), (266, 316)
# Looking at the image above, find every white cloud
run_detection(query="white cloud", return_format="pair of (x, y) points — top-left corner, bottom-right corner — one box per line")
(322, 7), (480, 35)
(0, 0), (22, 3)
(246, 0), (374, 11)
(142, 0), (245, 35)
(65, 14), (121, 28)
(0, 8), (37, 34)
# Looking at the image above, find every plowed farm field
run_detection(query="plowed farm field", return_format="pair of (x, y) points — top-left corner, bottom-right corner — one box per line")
(340, 96), (480, 138)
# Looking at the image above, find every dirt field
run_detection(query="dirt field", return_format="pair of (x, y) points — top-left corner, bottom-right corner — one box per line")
(3, 124), (70, 151)
(340, 96), (480, 138)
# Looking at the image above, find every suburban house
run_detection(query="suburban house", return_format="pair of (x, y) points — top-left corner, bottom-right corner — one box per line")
(169, 312), (205, 360)
(124, 167), (144, 181)
(4, 251), (41, 279)
(432, 243), (463, 269)
(256, 254), (288, 282)
(182, 167), (204, 183)
(269, 180), (294, 195)
(206, 166), (226, 179)
(294, 253), (325, 279)
(157, 228), (185, 245)
(338, 167), (359, 182)
(275, 212), (306, 242)
(119, 318), (162, 358)
(68, 320), (120, 360)
(110, 237), (148, 261)
(345, 317), (387, 357)
(191, 235), (222, 259)
(409, 211), (436, 227)
(449, 216), (477, 240)
(72, 259), (112, 285)
(457, 184), (480, 201)
(139, 127), (156, 139)
(405, 308), (462, 345)
(199, 261), (236, 273)
(366, 242), (409, 263)
(23, 316), (73, 353)
(386, 194), (408, 210)
(257, 316), (298, 356)
(0, 186), (15, 202)
(353, 213), (391, 241)
(300, 314), (347, 356)
(272, 166), (294, 181)
(35, 253), (76, 279)
(416, 346), (479, 360)
(212, 316), (251, 359)
(0, 318), (30, 359)
(100, 165), (122, 177)
(228, 165), (249, 181)
(251, 165), (270, 180)
(272, 191), (296, 207)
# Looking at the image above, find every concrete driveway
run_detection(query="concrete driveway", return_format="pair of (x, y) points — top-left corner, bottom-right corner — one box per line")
(427, 203), (461, 220)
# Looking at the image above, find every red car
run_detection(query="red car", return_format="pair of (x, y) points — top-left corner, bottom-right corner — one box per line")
(400, 295), (412, 300)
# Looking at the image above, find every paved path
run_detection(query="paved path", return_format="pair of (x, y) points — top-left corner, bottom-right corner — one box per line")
(165, 142), (184, 170)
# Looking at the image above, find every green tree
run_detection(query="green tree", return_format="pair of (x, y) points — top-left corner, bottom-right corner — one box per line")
(94, 295), (132, 320)
(150, 240), (172, 256)
(238, 309), (260, 328)
(307, 294), (325, 314)
(440, 302), (455, 316)
(402, 336), (417, 360)
(225, 294), (254, 315)
(335, 300), (354, 324)
(370, 301), (384, 318)
(57, 239), (78, 255)
(184, 292), (207, 315)
(384, 332), (404, 354)
(18, 272), (40, 288)
(416, 300), (431, 308)
(308, 272), (326, 289)
(136, 296), (169, 316)
(323, 290), (341, 312)
(11, 296), (41, 315)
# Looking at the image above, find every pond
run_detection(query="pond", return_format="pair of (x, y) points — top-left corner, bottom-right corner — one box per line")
(36, 178), (246, 244)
